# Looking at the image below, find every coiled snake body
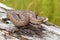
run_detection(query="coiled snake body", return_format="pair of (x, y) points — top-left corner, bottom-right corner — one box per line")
(7, 10), (48, 27)
(0, 7), (48, 27)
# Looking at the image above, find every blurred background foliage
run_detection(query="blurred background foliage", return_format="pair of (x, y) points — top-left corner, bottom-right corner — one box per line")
(0, 0), (60, 26)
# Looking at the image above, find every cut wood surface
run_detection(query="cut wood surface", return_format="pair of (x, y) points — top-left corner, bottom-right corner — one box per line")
(0, 3), (60, 40)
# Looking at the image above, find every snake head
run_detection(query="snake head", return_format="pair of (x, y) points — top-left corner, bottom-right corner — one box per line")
(43, 18), (48, 22)
(37, 16), (48, 23)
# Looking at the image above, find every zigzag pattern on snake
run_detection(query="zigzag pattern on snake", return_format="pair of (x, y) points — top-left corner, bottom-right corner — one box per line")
(0, 7), (48, 27)
(7, 10), (48, 27)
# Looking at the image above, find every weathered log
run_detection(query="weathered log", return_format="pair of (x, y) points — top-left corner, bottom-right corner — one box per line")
(0, 3), (60, 40)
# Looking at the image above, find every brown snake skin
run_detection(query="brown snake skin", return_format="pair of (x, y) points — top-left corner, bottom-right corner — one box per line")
(0, 7), (48, 27)
(7, 10), (29, 26)
(7, 10), (48, 27)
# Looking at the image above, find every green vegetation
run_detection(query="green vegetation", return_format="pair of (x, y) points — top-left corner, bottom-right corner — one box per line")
(0, 0), (60, 26)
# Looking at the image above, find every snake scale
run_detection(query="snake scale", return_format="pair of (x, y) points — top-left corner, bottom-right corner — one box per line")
(7, 10), (48, 27)
(0, 7), (48, 27)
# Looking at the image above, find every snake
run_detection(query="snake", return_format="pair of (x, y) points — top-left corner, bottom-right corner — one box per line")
(0, 7), (48, 27)
(7, 10), (29, 27)
(7, 10), (48, 26)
